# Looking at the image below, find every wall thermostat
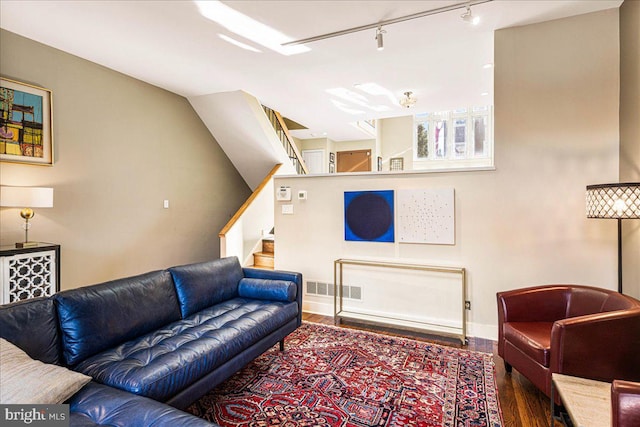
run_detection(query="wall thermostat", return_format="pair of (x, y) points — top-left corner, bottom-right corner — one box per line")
(276, 186), (292, 201)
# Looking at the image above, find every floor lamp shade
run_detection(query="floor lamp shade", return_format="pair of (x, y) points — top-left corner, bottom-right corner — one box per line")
(0, 186), (54, 248)
(586, 182), (640, 294)
(586, 183), (640, 219)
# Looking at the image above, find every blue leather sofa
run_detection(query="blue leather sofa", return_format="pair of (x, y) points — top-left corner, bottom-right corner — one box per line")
(0, 256), (303, 426)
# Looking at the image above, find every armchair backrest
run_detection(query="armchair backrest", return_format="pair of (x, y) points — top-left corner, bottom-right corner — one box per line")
(567, 287), (640, 318)
(612, 380), (640, 427)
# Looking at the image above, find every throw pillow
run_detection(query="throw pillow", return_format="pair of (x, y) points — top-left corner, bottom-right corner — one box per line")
(0, 338), (92, 404)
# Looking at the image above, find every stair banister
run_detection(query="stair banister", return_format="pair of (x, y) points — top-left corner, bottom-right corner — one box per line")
(219, 164), (282, 264)
(262, 106), (309, 175)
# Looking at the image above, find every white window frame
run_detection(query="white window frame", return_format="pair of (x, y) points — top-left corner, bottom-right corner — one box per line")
(413, 106), (494, 171)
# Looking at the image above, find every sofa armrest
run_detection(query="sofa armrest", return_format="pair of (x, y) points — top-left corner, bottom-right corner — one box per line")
(243, 268), (303, 326)
(612, 380), (640, 427)
(242, 267), (302, 286)
(68, 382), (218, 427)
(550, 309), (640, 383)
(238, 278), (296, 302)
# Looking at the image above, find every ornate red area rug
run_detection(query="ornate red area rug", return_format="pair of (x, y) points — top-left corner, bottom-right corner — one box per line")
(187, 322), (503, 427)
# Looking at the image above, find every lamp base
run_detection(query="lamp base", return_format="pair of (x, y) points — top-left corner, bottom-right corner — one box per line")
(16, 241), (39, 248)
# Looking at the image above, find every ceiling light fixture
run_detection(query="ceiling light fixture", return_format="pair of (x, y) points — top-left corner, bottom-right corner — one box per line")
(400, 91), (417, 109)
(376, 27), (385, 51)
(282, 0), (492, 46)
(461, 3), (480, 25)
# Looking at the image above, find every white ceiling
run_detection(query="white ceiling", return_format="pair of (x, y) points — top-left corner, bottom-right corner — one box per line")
(0, 0), (622, 141)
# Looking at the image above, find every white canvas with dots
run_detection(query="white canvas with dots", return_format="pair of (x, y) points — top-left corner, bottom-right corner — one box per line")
(397, 188), (455, 244)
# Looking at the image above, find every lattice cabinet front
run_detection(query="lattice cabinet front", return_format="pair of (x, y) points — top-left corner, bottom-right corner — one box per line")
(1, 245), (60, 304)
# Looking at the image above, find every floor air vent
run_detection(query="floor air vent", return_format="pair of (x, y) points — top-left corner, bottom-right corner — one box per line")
(306, 281), (361, 300)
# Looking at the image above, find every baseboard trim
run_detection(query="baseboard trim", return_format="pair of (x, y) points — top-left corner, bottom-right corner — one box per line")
(302, 302), (498, 341)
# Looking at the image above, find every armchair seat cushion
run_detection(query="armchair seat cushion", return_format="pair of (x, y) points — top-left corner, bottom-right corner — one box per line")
(503, 322), (553, 366)
(74, 298), (298, 401)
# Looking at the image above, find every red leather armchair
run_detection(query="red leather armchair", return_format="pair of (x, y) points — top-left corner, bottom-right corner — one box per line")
(497, 285), (640, 403)
(613, 380), (640, 427)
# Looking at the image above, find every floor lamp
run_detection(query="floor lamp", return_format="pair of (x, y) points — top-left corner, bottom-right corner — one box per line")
(586, 182), (640, 293)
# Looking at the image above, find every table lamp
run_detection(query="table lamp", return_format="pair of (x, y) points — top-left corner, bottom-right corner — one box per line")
(586, 182), (640, 293)
(0, 186), (54, 248)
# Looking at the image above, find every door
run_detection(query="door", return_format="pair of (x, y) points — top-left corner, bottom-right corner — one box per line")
(337, 149), (371, 172)
(301, 149), (325, 174)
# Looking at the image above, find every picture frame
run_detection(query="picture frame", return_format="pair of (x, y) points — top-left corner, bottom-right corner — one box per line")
(329, 152), (335, 164)
(377, 156), (382, 171)
(1, 78), (54, 166)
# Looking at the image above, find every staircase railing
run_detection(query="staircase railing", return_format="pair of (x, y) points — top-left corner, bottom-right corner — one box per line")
(219, 164), (282, 265)
(262, 106), (308, 175)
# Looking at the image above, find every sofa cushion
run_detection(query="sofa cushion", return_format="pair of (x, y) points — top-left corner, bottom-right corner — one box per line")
(69, 382), (217, 426)
(0, 297), (61, 364)
(74, 298), (298, 401)
(503, 321), (553, 367)
(238, 278), (297, 302)
(170, 257), (243, 318)
(0, 338), (91, 404)
(55, 270), (182, 366)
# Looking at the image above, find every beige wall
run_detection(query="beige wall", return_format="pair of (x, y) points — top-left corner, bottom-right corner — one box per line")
(274, 9), (622, 339)
(379, 116), (414, 171)
(620, 0), (640, 297)
(0, 30), (251, 289)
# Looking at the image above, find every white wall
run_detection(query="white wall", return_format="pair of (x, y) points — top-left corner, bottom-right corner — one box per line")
(274, 9), (622, 340)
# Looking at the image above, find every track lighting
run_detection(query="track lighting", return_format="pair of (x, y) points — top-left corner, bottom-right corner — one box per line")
(461, 5), (480, 25)
(283, 0), (492, 47)
(376, 27), (385, 51)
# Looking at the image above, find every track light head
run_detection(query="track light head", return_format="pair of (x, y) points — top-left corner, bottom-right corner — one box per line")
(461, 6), (480, 25)
(375, 27), (385, 51)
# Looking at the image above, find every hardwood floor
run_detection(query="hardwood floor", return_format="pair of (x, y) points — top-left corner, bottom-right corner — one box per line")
(303, 312), (552, 427)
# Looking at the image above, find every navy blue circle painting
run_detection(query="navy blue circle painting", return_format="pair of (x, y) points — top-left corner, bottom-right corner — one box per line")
(344, 190), (394, 242)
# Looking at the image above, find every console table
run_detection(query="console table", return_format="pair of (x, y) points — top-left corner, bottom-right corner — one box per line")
(333, 258), (467, 344)
(0, 243), (60, 304)
(551, 373), (611, 427)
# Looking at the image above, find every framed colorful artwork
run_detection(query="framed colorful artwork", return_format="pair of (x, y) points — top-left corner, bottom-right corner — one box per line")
(344, 190), (394, 242)
(1, 78), (54, 165)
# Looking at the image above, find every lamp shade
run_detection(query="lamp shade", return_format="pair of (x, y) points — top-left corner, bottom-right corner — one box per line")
(586, 183), (640, 219)
(0, 186), (54, 208)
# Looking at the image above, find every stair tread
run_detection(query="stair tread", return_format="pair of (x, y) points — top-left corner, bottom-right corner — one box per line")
(254, 251), (274, 258)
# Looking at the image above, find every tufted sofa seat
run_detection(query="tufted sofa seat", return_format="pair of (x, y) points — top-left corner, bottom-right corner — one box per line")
(0, 256), (302, 425)
(74, 298), (299, 402)
(497, 284), (640, 404)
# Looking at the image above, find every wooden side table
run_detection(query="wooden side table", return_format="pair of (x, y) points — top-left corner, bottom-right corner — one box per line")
(0, 243), (60, 304)
(551, 373), (611, 427)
